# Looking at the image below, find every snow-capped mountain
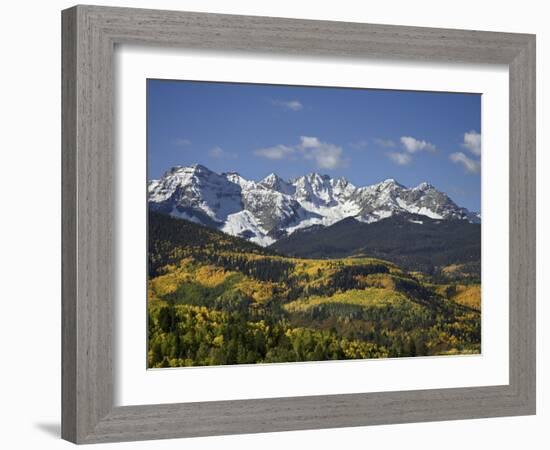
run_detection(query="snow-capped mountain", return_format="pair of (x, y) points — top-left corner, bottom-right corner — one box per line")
(148, 164), (480, 246)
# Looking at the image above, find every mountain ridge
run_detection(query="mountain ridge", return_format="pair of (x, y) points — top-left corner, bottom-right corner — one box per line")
(148, 164), (480, 246)
(270, 212), (481, 275)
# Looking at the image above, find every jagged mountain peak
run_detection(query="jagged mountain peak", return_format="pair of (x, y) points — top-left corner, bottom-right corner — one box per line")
(148, 164), (479, 246)
(260, 172), (290, 187)
(259, 172), (295, 195)
(335, 176), (349, 184)
(288, 172), (330, 186)
(261, 172), (282, 183)
(223, 171), (254, 189)
(187, 163), (211, 173)
(161, 163), (216, 181)
(375, 178), (405, 189)
(223, 170), (242, 177)
(414, 181), (435, 190)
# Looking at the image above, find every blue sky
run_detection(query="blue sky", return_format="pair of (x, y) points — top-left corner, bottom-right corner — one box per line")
(147, 79), (481, 211)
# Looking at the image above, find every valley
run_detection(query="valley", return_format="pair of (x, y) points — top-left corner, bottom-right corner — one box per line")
(147, 212), (481, 368)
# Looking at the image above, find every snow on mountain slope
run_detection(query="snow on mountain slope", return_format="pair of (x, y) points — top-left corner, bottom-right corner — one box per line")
(148, 164), (480, 245)
(221, 210), (275, 246)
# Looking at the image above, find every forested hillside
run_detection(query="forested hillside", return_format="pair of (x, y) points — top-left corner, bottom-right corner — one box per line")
(271, 214), (481, 276)
(147, 213), (481, 368)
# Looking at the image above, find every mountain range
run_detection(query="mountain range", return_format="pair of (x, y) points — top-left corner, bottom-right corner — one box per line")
(148, 164), (480, 246)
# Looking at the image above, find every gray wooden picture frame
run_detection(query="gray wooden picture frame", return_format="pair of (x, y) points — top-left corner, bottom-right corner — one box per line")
(61, 4), (536, 444)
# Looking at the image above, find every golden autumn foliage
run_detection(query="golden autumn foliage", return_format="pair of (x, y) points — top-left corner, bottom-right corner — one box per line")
(448, 285), (481, 311)
(284, 288), (408, 313)
(147, 212), (481, 367)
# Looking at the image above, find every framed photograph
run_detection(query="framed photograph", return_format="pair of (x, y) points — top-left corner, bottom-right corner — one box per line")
(62, 5), (536, 444)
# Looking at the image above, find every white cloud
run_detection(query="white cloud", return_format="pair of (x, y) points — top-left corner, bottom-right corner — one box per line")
(387, 152), (412, 166)
(374, 138), (396, 148)
(299, 136), (321, 149)
(271, 99), (303, 111)
(298, 136), (348, 169)
(173, 138), (191, 147)
(254, 136), (348, 169)
(254, 144), (295, 160)
(400, 136), (437, 153)
(449, 151), (480, 174)
(209, 146), (237, 159)
(462, 131), (481, 156)
(384, 136), (435, 165)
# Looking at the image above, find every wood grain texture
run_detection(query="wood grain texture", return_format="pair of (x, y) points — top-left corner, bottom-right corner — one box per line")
(61, 4), (536, 444)
(61, 7), (77, 443)
(508, 36), (536, 408)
